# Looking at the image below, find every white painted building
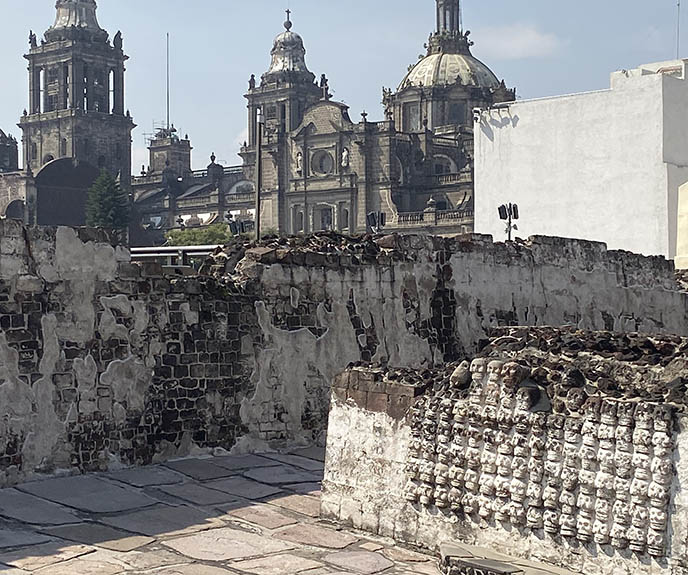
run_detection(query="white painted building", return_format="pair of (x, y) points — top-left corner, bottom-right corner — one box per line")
(678, 182), (688, 269)
(474, 59), (688, 259)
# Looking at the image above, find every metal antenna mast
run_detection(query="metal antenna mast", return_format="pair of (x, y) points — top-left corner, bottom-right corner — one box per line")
(166, 32), (170, 131)
(679, 1), (682, 60)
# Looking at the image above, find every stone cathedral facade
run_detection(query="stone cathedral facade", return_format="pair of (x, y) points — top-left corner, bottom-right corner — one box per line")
(133, 0), (515, 242)
(0, 0), (514, 241)
(0, 0), (134, 227)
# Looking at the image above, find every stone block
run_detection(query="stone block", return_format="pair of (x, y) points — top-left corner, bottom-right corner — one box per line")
(366, 392), (389, 413)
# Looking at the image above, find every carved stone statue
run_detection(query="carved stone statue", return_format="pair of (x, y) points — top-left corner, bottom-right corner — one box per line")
(341, 147), (350, 169)
(29, 30), (37, 49)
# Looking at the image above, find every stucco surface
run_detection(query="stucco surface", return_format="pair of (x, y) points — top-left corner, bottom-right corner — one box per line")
(475, 63), (688, 259)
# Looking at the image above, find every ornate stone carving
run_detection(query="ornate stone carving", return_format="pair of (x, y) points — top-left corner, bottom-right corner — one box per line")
(406, 358), (677, 559)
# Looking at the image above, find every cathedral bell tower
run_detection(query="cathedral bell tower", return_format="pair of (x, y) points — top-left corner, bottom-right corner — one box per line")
(19, 0), (135, 184)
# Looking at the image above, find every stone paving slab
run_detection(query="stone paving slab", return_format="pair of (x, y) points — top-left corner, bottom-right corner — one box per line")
(41, 522), (155, 552)
(261, 453), (326, 471)
(0, 566), (30, 574)
(86, 547), (194, 571)
(244, 465), (323, 485)
(162, 526), (295, 561)
(33, 554), (123, 575)
(212, 454), (277, 471)
(153, 566), (235, 575)
(269, 494), (321, 517)
(291, 446), (326, 462)
(324, 551), (395, 574)
(230, 552), (323, 574)
(0, 489), (80, 526)
(17, 475), (156, 514)
(206, 477), (283, 500)
(156, 482), (240, 505)
(224, 503), (299, 529)
(0, 542), (93, 571)
(284, 482), (322, 496)
(105, 465), (186, 487)
(163, 458), (237, 481)
(275, 523), (358, 549)
(99, 504), (225, 538)
(0, 529), (51, 550)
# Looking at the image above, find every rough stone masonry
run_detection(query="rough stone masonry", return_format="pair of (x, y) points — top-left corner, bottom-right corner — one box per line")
(0, 222), (686, 487)
(321, 328), (688, 575)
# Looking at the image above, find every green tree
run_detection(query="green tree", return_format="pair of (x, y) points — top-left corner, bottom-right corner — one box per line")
(85, 169), (131, 229)
(165, 223), (233, 246)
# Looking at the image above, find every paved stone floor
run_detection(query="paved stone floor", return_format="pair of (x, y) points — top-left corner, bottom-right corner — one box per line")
(0, 448), (442, 575)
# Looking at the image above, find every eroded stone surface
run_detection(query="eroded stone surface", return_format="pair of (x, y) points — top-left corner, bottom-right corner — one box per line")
(212, 454), (276, 471)
(0, 542), (92, 570)
(269, 494), (321, 517)
(324, 551), (395, 574)
(162, 527), (294, 561)
(244, 465), (323, 485)
(18, 476), (155, 514)
(99, 504), (224, 537)
(275, 524), (358, 549)
(105, 466), (186, 487)
(156, 482), (239, 505)
(0, 489), (80, 525)
(262, 453), (325, 471)
(41, 523), (154, 552)
(0, 529), (51, 550)
(206, 477), (283, 500)
(163, 459), (235, 481)
(226, 504), (298, 529)
(230, 553), (323, 574)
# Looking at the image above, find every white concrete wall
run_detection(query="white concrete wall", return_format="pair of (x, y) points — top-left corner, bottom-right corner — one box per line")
(475, 63), (688, 259)
(678, 182), (688, 269)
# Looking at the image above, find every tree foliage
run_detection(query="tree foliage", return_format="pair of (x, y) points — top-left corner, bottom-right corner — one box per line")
(85, 169), (131, 229)
(165, 223), (233, 246)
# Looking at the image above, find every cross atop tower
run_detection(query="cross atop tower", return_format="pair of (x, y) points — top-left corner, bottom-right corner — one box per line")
(284, 9), (292, 31)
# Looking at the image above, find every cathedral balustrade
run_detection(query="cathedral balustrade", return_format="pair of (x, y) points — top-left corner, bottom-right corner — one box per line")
(395, 207), (473, 227)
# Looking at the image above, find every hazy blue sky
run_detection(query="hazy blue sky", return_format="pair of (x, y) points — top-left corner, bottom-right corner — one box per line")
(0, 0), (683, 172)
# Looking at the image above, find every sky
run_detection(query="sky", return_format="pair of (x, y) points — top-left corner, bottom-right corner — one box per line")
(0, 0), (684, 172)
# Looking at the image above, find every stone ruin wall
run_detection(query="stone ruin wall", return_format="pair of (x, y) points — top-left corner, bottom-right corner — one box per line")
(0, 223), (687, 486)
(321, 328), (688, 575)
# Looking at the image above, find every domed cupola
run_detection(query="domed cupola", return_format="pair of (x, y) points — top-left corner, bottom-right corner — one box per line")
(45, 0), (108, 42)
(263, 11), (315, 84)
(399, 32), (501, 91)
(384, 0), (514, 133)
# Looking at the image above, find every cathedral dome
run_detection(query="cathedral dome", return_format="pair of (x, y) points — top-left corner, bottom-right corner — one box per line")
(264, 14), (313, 79)
(399, 50), (500, 91)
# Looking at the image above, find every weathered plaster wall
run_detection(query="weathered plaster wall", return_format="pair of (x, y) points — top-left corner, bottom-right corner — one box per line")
(474, 62), (688, 259)
(1, 226), (687, 485)
(0, 220), (260, 486)
(322, 331), (688, 575)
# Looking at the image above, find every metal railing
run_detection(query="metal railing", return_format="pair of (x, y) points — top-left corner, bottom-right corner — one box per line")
(130, 245), (222, 266)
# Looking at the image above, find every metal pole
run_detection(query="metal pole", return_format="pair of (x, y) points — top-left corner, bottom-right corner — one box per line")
(255, 108), (263, 241)
(166, 33), (170, 131)
(678, 1), (682, 59)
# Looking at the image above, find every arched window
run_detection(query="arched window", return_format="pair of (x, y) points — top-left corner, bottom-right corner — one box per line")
(60, 138), (68, 157)
(31, 143), (38, 160)
(39, 69), (46, 114)
(109, 69), (115, 113)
